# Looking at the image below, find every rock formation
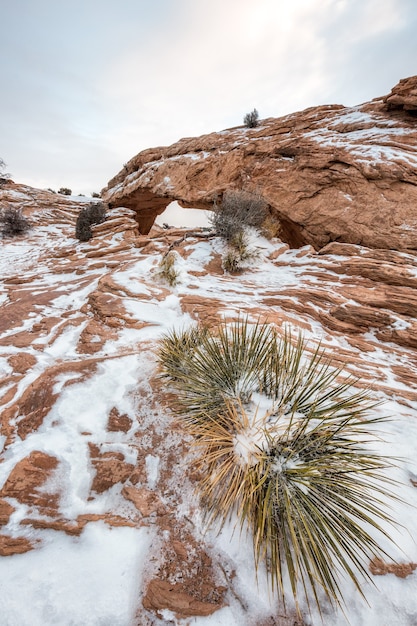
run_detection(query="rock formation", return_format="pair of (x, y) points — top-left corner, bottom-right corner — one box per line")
(102, 76), (417, 250)
(2, 79), (417, 623)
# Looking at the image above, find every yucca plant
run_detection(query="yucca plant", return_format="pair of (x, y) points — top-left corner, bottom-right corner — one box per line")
(222, 230), (260, 274)
(158, 320), (275, 424)
(157, 320), (397, 615)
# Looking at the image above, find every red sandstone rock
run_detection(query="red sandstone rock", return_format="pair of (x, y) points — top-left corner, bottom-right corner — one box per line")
(103, 77), (417, 251)
(107, 407), (132, 433)
(7, 353), (37, 374)
(0, 534), (34, 556)
(122, 486), (165, 516)
(0, 451), (59, 514)
(0, 499), (15, 526)
(1, 171), (417, 624)
(383, 75), (417, 113)
(89, 448), (134, 494)
(143, 579), (224, 618)
(369, 557), (417, 578)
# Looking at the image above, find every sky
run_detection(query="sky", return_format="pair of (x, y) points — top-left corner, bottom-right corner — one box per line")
(1, 0), (416, 198)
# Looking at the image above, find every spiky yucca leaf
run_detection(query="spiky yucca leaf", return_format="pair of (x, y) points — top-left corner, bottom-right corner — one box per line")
(158, 325), (208, 382)
(157, 319), (276, 424)
(157, 320), (397, 614)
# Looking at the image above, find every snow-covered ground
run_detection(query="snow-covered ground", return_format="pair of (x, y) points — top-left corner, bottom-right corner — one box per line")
(0, 209), (416, 625)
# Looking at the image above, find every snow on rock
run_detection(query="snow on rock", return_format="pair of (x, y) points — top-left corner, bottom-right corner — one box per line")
(1, 173), (417, 626)
(102, 76), (417, 250)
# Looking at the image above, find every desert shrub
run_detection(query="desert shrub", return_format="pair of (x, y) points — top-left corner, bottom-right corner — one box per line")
(75, 202), (106, 241)
(91, 192), (100, 198)
(222, 230), (260, 274)
(58, 187), (72, 196)
(260, 214), (281, 239)
(0, 206), (31, 237)
(155, 250), (180, 287)
(157, 319), (396, 614)
(244, 108), (259, 128)
(209, 190), (268, 242)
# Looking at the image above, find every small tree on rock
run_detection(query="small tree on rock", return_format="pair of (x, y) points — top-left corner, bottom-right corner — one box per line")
(243, 108), (259, 128)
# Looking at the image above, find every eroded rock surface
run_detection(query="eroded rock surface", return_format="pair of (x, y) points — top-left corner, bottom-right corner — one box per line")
(103, 76), (417, 250)
(1, 180), (416, 624)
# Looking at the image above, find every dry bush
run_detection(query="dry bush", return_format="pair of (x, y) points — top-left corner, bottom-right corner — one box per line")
(210, 190), (268, 242)
(156, 250), (180, 287)
(75, 202), (106, 241)
(0, 158), (11, 188)
(0, 206), (31, 237)
(222, 230), (260, 274)
(244, 108), (260, 128)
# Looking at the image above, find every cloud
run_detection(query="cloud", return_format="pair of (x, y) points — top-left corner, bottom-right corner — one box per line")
(0, 0), (416, 196)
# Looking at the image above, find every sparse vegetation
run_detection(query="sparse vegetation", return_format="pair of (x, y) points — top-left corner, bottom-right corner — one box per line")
(158, 319), (396, 614)
(0, 206), (31, 237)
(75, 202), (106, 241)
(91, 192), (100, 198)
(221, 229), (260, 274)
(210, 191), (267, 273)
(244, 108), (259, 128)
(155, 250), (180, 287)
(58, 187), (72, 196)
(210, 190), (268, 242)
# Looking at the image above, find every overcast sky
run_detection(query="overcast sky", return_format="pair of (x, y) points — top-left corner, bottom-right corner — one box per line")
(1, 0), (416, 196)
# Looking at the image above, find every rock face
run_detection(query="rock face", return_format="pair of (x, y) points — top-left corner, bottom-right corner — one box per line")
(384, 76), (417, 114)
(102, 76), (417, 250)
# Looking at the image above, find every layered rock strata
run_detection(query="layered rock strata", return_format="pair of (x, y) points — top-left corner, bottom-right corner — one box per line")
(103, 76), (417, 251)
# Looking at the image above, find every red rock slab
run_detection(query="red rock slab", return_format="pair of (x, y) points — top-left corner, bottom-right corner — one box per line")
(370, 557), (417, 579)
(0, 451), (59, 514)
(21, 513), (139, 536)
(103, 77), (417, 250)
(107, 407), (132, 433)
(384, 75), (417, 113)
(122, 486), (165, 517)
(0, 534), (34, 556)
(7, 353), (37, 374)
(0, 499), (15, 525)
(76, 318), (113, 354)
(90, 451), (135, 494)
(1, 359), (101, 444)
(142, 579), (224, 618)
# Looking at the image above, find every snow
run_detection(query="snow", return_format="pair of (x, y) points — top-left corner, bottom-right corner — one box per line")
(0, 524), (153, 626)
(303, 107), (417, 168)
(1, 214), (417, 625)
(145, 454), (160, 489)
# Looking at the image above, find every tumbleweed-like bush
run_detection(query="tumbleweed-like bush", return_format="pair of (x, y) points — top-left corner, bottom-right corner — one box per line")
(75, 202), (106, 241)
(0, 206), (31, 237)
(157, 319), (396, 614)
(209, 190), (268, 243)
